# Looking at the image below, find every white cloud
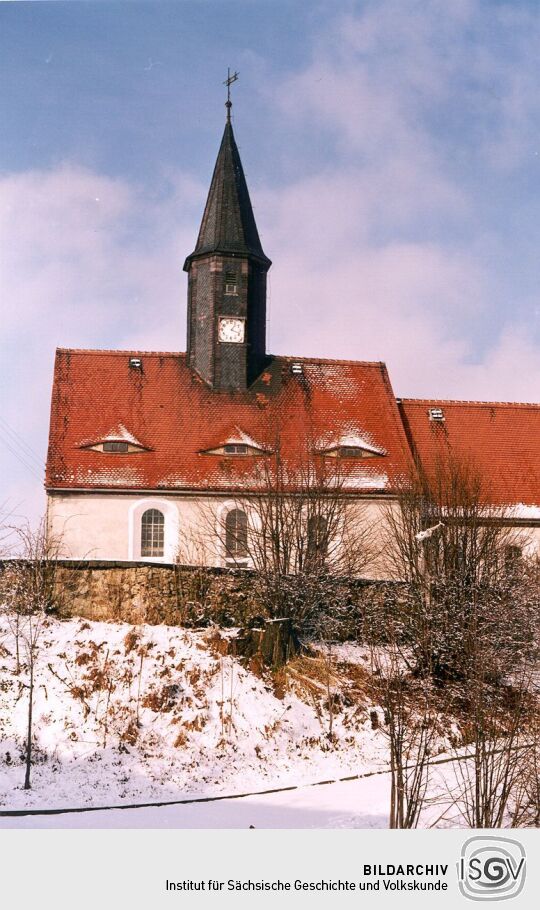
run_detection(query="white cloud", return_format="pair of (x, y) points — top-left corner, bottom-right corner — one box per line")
(0, 165), (199, 523)
(259, 0), (540, 400)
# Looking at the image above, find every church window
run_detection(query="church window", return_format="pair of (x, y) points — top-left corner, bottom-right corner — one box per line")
(103, 441), (129, 453)
(224, 269), (238, 295)
(306, 515), (328, 567)
(225, 509), (248, 559)
(141, 508), (165, 558)
(224, 444), (248, 455)
(504, 545), (522, 568)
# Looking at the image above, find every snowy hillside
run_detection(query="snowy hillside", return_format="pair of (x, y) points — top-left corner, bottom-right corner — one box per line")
(0, 616), (387, 811)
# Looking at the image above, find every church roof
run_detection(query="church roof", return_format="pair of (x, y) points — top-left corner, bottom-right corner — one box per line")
(399, 398), (540, 508)
(46, 350), (411, 494)
(46, 351), (540, 508)
(183, 119), (271, 270)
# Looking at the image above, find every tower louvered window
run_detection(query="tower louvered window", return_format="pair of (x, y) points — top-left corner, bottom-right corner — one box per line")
(224, 269), (238, 295)
(141, 508), (165, 558)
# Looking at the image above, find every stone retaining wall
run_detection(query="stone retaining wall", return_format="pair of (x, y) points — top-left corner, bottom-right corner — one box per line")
(52, 561), (260, 626)
(1, 560), (399, 632)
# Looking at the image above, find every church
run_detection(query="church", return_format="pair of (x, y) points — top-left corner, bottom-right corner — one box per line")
(45, 99), (540, 571)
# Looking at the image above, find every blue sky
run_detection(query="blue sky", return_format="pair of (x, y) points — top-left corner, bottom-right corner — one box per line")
(1, 0), (540, 523)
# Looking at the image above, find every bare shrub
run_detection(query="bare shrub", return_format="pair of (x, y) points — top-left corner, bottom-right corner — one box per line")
(1, 519), (63, 788)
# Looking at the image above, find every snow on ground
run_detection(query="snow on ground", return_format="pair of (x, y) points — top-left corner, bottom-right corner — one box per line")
(0, 615), (387, 813)
(1, 774), (392, 828)
(0, 761), (467, 829)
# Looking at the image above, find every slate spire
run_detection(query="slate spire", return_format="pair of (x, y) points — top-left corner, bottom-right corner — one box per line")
(183, 111), (271, 270)
(184, 101), (271, 391)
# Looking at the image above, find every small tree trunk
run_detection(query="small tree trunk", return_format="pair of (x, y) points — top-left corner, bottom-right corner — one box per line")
(235, 618), (298, 668)
(15, 613), (20, 675)
(24, 659), (34, 790)
(326, 644), (334, 740)
(259, 618), (298, 668)
(136, 649), (144, 726)
(389, 749), (396, 828)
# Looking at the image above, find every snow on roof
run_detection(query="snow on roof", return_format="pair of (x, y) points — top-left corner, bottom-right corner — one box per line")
(101, 424), (146, 447)
(326, 434), (386, 456)
(74, 466), (146, 487)
(77, 423), (146, 449)
(315, 419), (387, 455)
(342, 472), (389, 490)
(508, 503), (540, 520)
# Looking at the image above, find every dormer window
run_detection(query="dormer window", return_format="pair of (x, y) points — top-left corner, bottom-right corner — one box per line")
(322, 445), (384, 459)
(319, 436), (387, 459)
(201, 430), (269, 457)
(224, 443), (248, 455)
(103, 441), (129, 453)
(224, 269), (238, 295)
(339, 446), (368, 459)
(81, 427), (147, 454)
(87, 439), (146, 453)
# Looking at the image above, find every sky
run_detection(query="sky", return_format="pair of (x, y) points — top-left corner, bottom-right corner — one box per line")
(1, 0), (540, 525)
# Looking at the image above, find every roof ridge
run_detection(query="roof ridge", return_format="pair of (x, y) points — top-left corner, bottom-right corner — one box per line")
(280, 355), (387, 367)
(56, 348), (189, 357)
(401, 397), (540, 409)
(56, 348), (388, 368)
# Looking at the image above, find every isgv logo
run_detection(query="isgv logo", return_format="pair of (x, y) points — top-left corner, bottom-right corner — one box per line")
(458, 836), (526, 902)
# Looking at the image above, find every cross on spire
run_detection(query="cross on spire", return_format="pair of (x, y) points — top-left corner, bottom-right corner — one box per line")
(223, 67), (239, 120)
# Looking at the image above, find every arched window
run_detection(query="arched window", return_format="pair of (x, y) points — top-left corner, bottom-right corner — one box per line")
(225, 509), (248, 560)
(141, 508), (165, 558)
(306, 515), (328, 568)
(504, 545), (522, 570)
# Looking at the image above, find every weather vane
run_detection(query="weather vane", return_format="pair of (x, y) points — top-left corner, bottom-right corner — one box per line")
(223, 67), (239, 119)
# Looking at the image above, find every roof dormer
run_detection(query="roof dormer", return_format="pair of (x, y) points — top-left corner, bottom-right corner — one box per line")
(200, 426), (270, 457)
(317, 432), (387, 459)
(79, 423), (149, 454)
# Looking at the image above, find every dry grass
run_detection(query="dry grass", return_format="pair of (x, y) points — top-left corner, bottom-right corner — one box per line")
(264, 653), (373, 711)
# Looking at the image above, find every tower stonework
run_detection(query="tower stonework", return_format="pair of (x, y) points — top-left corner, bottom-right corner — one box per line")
(184, 114), (271, 391)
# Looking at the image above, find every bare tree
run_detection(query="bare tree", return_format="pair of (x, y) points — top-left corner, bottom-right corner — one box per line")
(379, 453), (540, 827)
(1, 519), (63, 788)
(365, 603), (438, 828)
(510, 709), (540, 827)
(382, 452), (536, 682)
(208, 425), (376, 632)
(448, 667), (536, 828)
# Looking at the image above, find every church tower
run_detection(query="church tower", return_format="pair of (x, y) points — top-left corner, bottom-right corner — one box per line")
(184, 96), (271, 391)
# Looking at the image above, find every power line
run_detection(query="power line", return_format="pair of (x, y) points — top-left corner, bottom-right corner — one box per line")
(0, 415), (44, 469)
(0, 430), (43, 482)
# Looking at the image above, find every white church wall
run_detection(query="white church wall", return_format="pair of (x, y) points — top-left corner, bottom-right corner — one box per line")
(46, 491), (396, 576)
(47, 493), (212, 564)
(46, 491), (540, 576)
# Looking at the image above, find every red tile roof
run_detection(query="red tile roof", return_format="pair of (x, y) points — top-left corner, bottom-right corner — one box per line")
(46, 349), (413, 494)
(399, 399), (540, 507)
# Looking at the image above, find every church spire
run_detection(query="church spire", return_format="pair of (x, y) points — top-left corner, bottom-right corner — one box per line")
(183, 99), (270, 271)
(184, 86), (271, 392)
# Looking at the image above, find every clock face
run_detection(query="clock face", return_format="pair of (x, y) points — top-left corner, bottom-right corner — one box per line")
(218, 317), (245, 343)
